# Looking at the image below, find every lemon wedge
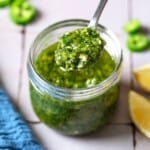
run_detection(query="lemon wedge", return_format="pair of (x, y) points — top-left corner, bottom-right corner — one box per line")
(134, 65), (150, 92)
(129, 91), (150, 138)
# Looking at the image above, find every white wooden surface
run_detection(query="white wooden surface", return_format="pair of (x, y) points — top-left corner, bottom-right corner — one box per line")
(0, 0), (150, 149)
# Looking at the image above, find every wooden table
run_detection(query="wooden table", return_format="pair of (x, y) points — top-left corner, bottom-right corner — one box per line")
(0, 0), (149, 149)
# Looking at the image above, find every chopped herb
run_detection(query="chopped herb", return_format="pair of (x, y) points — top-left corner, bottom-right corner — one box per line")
(55, 28), (105, 71)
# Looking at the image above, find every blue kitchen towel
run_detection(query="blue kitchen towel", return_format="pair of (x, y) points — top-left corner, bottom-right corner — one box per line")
(0, 88), (44, 150)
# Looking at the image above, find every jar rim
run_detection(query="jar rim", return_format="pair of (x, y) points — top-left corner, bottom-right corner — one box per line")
(28, 19), (123, 101)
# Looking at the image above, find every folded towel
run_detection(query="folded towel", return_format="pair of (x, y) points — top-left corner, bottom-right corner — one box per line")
(0, 88), (44, 150)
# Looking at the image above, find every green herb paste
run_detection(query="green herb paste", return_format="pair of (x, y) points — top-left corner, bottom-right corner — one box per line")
(30, 29), (119, 135)
(30, 83), (119, 135)
(55, 28), (105, 71)
(35, 43), (115, 88)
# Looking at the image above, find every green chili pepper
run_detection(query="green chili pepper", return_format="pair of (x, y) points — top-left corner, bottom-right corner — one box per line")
(0, 0), (12, 7)
(124, 20), (141, 34)
(10, 0), (36, 25)
(127, 34), (149, 52)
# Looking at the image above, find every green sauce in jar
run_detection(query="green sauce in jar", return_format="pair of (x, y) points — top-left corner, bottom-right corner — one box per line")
(30, 42), (119, 135)
(28, 21), (122, 135)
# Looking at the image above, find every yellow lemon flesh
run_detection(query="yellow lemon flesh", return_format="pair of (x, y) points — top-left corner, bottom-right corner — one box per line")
(134, 65), (150, 92)
(129, 91), (150, 138)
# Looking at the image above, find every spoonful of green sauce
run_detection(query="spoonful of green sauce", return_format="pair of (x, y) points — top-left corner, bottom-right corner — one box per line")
(55, 0), (108, 71)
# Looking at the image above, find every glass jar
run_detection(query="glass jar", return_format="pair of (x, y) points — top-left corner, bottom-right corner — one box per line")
(27, 19), (123, 135)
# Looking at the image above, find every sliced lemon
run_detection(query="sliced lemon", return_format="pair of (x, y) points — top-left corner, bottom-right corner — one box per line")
(134, 65), (150, 92)
(129, 91), (150, 138)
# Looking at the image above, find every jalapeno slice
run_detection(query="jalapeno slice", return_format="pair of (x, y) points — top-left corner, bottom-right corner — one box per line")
(127, 34), (149, 52)
(0, 0), (11, 7)
(10, 0), (36, 25)
(124, 20), (141, 34)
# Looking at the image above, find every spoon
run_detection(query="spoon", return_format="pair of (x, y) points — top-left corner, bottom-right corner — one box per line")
(55, 0), (108, 71)
(88, 0), (108, 28)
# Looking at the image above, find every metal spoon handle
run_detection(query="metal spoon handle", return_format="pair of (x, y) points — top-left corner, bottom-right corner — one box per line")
(88, 0), (108, 28)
